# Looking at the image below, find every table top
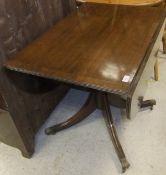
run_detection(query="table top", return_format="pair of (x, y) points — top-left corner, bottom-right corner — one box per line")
(78, 0), (164, 6)
(5, 3), (166, 95)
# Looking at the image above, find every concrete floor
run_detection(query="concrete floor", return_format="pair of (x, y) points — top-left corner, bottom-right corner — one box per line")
(0, 54), (166, 175)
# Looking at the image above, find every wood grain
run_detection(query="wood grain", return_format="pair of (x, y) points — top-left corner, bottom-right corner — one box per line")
(5, 3), (166, 95)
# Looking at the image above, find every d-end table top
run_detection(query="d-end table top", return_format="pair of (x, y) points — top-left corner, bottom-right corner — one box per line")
(5, 3), (166, 95)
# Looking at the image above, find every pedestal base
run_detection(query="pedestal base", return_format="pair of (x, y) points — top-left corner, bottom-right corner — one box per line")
(45, 91), (130, 173)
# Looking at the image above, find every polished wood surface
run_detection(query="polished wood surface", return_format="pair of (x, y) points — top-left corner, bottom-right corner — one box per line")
(77, 0), (164, 6)
(79, 0), (164, 83)
(5, 4), (166, 96)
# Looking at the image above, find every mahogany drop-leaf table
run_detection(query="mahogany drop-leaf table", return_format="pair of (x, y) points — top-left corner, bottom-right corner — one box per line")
(4, 3), (166, 172)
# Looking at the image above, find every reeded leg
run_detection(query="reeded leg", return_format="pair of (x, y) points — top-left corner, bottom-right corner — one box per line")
(45, 93), (96, 135)
(162, 30), (166, 54)
(154, 59), (159, 81)
(101, 93), (130, 173)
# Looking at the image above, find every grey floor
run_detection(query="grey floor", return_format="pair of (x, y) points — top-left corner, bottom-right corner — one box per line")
(0, 53), (166, 175)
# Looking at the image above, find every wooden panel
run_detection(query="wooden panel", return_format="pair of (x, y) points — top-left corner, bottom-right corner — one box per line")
(5, 4), (166, 96)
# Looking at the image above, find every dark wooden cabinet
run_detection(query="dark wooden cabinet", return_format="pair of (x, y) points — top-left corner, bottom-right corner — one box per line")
(0, 0), (76, 158)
